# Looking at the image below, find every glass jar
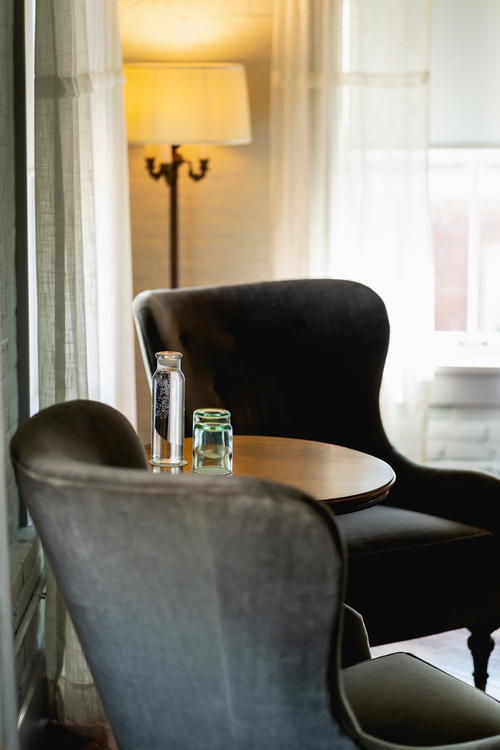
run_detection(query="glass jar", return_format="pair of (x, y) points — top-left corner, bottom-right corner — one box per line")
(192, 408), (233, 475)
(150, 351), (187, 466)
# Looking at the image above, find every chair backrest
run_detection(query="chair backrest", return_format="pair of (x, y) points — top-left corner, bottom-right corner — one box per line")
(12, 398), (149, 472)
(11, 400), (362, 750)
(133, 279), (392, 457)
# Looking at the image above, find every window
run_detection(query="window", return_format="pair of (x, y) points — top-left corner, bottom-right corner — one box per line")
(430, 0), (500, 366)
(430, 148), (500, 365)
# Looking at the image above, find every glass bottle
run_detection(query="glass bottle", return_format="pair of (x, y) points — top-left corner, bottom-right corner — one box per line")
(151, 351), (187, 466)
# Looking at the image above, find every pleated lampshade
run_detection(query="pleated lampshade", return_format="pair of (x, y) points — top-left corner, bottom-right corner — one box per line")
(124, 62), (252, 146)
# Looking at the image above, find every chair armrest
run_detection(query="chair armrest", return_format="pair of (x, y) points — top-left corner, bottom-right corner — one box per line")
(385, 447), (500, 534)
(341, 604), (371, 668)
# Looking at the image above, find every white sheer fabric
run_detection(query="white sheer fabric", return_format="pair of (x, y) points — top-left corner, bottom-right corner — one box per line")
(271, 0), (434, 460)
(35, 0), (135, 416)
(35, 0), (135, 722)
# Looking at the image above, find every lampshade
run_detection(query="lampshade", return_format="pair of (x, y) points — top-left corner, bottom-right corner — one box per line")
(124, 63), (252, 146)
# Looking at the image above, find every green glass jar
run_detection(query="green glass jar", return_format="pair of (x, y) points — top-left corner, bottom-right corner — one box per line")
(192, 408), (233, 475)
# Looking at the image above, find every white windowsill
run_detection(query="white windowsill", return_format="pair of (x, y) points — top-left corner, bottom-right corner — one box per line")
(433, 332), (500, 373)
(435, 364), (500, 374)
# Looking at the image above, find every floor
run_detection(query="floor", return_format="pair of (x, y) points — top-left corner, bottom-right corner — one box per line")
(40, 628), (500, 749)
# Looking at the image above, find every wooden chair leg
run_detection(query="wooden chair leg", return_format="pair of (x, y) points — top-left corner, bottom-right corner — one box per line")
(467, 624), (497, 691)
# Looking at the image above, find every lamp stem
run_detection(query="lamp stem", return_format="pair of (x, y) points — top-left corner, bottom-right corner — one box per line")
(170, 145), (179, 289)
(144, 146), (209, 289)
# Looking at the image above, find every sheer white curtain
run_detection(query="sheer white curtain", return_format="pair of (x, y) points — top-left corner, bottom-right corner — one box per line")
(35, 0), (135, 723)
(271, 0), (434, 460)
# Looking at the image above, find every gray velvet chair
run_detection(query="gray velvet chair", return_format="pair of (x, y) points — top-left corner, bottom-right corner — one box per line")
(133, 279), (500, 690)
(11, 399), (500, 750)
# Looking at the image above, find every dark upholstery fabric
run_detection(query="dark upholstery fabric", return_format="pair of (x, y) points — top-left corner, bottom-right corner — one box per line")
(341, 604), (372, 668)
(133, 280), (500, 654)
(343, 653), (500, 746)
(133, 280), (389, 450)
(11, 401), (360, 750)
(14, 399), (149, 474)
(11, 400), (500, 750)
(338, 506), (500, 643)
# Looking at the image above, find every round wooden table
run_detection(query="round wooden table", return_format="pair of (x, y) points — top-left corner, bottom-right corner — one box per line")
(149, 435), (395, 514)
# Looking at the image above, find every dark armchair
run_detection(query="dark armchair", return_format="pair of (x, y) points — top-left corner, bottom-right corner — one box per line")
(11, 399), (500, 749)
(133, 279), (500, 689)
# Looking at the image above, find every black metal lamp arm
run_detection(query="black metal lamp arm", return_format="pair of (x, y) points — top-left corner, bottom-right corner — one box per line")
(145, 146), (209, 186)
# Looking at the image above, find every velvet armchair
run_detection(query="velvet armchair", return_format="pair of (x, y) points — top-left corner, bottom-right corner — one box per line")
(133, 279), (500, 690)
(12, 401), (500, 750)
(11, 399), (500, 750)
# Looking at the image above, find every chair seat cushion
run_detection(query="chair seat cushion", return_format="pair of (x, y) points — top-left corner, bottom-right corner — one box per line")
(343, 652), (500, 746)
(337, 506), (500, 644)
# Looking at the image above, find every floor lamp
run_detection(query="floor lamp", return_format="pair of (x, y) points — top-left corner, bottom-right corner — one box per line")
(124, 63), (252, 288)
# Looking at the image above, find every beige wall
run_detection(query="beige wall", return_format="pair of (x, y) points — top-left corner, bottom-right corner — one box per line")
(119, 0), (274, 438)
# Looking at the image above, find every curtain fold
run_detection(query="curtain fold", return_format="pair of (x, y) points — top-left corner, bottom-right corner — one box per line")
(35, 0), (135, 723)
(271, 0), (434, 460)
